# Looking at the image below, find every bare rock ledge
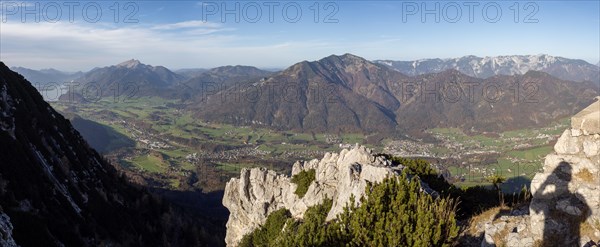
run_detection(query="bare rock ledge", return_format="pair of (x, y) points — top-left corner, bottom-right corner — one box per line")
(482, 97), (600, 247)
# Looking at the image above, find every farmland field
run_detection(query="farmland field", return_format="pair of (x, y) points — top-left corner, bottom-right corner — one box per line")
(52, 97), (568, 193)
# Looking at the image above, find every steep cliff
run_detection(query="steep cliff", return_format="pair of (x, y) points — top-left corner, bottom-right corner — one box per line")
(222, 145), (436, 246)
(0, 207), (17, 247)
(0, 62), (220, 246)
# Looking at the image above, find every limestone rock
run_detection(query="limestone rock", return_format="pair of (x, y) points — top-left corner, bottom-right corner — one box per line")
(583, 139), (599, 157)
(222, 145), (408, 246)
(571, 97), (600, 135)
(482, 98), (600, 247)
(481, 210), (532, 247)
(554, 129), (581, 154)
(529, 98), (600, 246)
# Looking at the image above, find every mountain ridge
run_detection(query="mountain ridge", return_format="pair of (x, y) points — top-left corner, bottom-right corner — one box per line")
(193, 53), (404, 133)
(81, 59), (184, 90)
(374, 54), (600, 83)
(9, 67), (84, 83)
(0, 62), (223, 246)
(193, 53), (599, 134)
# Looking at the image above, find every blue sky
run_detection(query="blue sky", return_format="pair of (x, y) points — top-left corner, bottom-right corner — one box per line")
(0, 1), (598, 71)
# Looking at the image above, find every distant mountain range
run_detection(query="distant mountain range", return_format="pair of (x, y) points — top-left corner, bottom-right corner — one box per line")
(175, 67), (278, 79)
(193, 54), (598, 134)
(10, 67), (84, 101)
(176, 65), (272, 100)
(193, 54), (407, 133)
(9, 67), (83, 84)
(182, 65), (272, 89)
(374, 55), (600, 83)
(175, 68), (209, 79)
(13, 54), (599, 102)
(396, 69), (597, 134)
(14, 54), (599, 86)
(76, 59), (186, 90)
(11, 54), (599, 134)
(43, 60), (271, 101)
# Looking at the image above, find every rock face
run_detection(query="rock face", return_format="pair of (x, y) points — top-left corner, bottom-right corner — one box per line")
(0, 209), (17, 247)
(222, 145), (405, 246)
(481, 207), (534, 247)
(481, 98), (600, 247)
(529, 97), (600, 246)
(0, 62), (219, 246)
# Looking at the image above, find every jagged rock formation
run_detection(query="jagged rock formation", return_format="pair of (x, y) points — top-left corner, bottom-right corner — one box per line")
(0, 208), (17, 247)
(222, 145), (410, 246)
(375, 54), (600, 83)
(482, 97), (600, 246)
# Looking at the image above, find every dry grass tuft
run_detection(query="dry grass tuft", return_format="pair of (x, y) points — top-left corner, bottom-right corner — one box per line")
(464, 206), (505, 236)
(575, 168), (595, 183)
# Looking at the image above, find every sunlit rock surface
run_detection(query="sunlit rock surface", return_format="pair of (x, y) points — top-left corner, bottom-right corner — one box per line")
(222, 144), (406, 246)
(482, 98), (600, 247)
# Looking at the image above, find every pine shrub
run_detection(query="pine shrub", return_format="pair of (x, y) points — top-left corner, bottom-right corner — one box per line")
(291, 169), (316, 198)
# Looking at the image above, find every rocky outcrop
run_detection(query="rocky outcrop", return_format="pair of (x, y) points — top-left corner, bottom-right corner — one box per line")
(0, 209), (17, 247)
(481, 207), (533, 247)
(222, 145), (407, 246)
(529, 97), (600, 246)
(482, 97), (600, 247)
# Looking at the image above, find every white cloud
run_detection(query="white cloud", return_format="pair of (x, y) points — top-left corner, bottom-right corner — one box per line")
(151, 20), (222, 30)
(0, 20), (345, 70)
(1, 20), (233, 69)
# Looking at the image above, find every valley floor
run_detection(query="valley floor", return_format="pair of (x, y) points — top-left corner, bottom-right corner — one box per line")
(51, 97), (566, 195)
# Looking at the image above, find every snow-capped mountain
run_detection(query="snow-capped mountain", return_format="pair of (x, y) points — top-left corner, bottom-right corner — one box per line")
(375, 55), (599, 83)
